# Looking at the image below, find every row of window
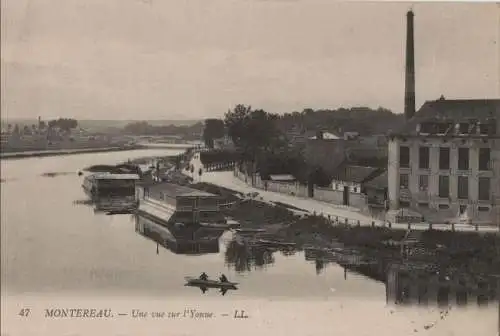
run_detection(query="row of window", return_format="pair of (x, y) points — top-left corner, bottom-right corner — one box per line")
(399, 146), (491, 171)
(400, 174), (491, 201)
(418, 120), (496, 136)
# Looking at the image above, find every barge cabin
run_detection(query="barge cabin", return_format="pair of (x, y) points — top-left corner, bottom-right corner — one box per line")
(83, 173), (140, 200)
(136, 182), (227, 226)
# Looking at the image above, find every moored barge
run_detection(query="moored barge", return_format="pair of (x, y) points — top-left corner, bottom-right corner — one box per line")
(135, 182), (228, 227)
(82, 173), (140, 200)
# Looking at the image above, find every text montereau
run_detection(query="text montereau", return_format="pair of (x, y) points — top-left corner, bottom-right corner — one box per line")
(45, 309), (113, 318)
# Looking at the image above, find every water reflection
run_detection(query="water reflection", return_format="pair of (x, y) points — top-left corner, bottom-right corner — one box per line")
(93, 197), (137, 213)
(385, 261), (499, 308)
(73, 196), (137, 213)
(224, 238), (277, 273)
(134, 214), (225, 255)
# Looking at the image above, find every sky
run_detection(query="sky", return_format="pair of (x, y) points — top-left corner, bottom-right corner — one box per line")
(1, 0), (499, 121)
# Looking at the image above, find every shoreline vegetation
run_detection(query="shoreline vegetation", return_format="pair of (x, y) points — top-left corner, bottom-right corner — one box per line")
(187, 181), (500, 285)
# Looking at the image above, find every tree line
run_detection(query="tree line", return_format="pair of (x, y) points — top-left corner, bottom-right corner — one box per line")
(202, 104), (401, 185)
(6, 118), (79, 135)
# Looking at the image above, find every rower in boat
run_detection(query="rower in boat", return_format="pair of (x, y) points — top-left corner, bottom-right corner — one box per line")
(219, 274), (228, 283)
(199, 272), (208, 281)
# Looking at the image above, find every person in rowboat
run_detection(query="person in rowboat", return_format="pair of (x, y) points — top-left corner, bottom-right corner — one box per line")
(219, 274), (228, 283)
(199, 272), (208, 281)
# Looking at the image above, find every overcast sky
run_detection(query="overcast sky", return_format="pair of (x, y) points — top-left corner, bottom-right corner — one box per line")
(1, 0), (499, 120)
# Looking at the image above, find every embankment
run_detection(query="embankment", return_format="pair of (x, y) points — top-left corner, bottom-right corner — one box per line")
(0, 145), (146, 160)
(189, 182), (500, 282)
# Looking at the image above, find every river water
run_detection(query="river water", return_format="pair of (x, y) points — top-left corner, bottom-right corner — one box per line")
(1, 149), (498, 336)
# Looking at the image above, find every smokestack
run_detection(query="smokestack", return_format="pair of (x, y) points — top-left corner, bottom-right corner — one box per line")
(404, 10), (416, 120)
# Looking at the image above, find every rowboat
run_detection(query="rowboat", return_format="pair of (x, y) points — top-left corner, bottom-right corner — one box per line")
(184, 276), (238, 289)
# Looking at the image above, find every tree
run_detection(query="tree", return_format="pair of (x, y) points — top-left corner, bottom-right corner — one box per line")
(308, 166), (332, 188)
(224, 105), (281, 167)
(203, 118), (225, 148)
(47, 118), (78, 132)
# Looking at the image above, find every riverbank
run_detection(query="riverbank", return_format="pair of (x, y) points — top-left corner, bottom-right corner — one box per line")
(0, 145), (146, 160)
(187, 181), (500, 284)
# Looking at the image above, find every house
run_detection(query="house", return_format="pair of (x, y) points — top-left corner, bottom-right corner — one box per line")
(305, 131), (387, 176)
(213, 135), (235, 150)
(328, 162), (385, 208)
(386, 98), (500, 226)
(363, 171), (388, 209)
(305, 131), (349, 175)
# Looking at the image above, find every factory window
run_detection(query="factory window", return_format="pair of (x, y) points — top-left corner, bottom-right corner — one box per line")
(399, 146), (410, 168)
(419, 122), (435, 134)
(457, 176), (469, 200)
(436, 123), (451, 134)
(478, 177), (490, 201)
(478, 206), (490, 212)
(438, 176), (449, 198)
(399, 174), (409, 189)
(439, 147), (450, 170)
(438, 204), (449, 210)
(478, 122), (495, 135)
(478, 148), (491, 171)
(418, 146), (430, 169)
(418, 175), (428, 191)
(458, 123), (469, 134)
(457, 148), (469, 170)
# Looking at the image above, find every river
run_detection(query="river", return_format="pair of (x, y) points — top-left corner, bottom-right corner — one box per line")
(1, 149), (498, 336)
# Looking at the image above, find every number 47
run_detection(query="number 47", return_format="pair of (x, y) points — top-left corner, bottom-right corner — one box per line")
(19, 308), (31, 317)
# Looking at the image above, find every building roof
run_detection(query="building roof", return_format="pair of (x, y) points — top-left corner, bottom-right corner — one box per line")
(331, 163), (383, 184)
(269, 174), (296, 181)
(146, 183), (217, 199)
(308, 131), (341, 140)
(394, 98), (500, 136)
(345, 147), (387, 168)
(363, 171), (388, 190)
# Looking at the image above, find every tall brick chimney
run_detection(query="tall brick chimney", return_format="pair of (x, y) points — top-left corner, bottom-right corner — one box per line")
(404, 10), (416, 120)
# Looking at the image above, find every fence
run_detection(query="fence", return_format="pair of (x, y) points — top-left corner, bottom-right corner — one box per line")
(235, 168), (366, 209)
(230, 167), (499, 233)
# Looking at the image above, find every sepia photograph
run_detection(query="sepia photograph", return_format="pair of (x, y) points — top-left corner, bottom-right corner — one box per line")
(1, 0), (499, 335)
